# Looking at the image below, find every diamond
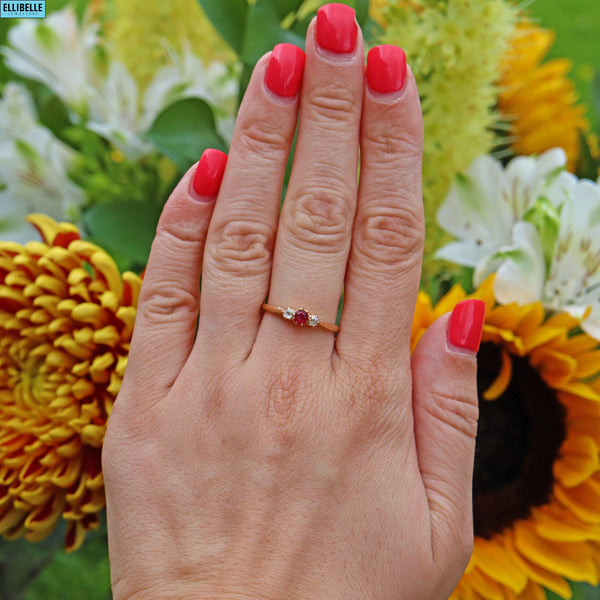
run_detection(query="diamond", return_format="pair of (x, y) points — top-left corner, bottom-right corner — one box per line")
(308, 314), (319, 327)
(283, 308), (295, 320)
(293, 309), (309, 325)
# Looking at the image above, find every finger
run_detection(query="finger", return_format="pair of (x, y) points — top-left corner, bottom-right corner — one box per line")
(195, 45), (305, 364)
(259, 5), (363, 349)
(336, 47), (424, 367)
(411, 299), (485, 561)
(122, 150), (226, 398)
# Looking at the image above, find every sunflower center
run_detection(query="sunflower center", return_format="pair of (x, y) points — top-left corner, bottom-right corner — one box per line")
(472, 342), (567, 539)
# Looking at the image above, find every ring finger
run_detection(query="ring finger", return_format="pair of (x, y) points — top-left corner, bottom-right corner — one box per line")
(258, 4), (364, 353)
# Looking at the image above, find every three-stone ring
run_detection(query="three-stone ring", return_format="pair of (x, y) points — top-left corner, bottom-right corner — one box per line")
(261, 304), (340, 333)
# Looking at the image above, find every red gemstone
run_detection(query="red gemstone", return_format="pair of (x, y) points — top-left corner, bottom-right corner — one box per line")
(294, 309), (309, 325)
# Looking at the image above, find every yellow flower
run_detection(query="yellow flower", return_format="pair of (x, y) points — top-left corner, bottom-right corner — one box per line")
(0, 215), (141, 551)
(101, 0), (236, 89)
(376, 0), (518, 283)
(413, 277), (600, 599)
(498, 21), (589, 173)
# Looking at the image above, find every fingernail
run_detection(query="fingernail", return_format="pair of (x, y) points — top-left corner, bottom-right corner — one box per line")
(367, 45), (407, 94)
(316, 3), (357, 54)
(192, 149), (228, 199)
(448, 299), (486, 354)
(265, 43), (306, 98)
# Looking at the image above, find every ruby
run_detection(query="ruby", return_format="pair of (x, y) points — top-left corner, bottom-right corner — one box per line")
(293, 309), (309, 325)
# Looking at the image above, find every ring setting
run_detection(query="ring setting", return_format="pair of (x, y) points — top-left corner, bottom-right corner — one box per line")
(262, 304), (339, 332)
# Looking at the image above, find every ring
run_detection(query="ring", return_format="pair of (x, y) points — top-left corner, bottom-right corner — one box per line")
(262, 304), (340, 333)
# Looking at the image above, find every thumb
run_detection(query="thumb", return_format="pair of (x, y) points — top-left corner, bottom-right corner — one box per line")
(411, 299), (485, 561)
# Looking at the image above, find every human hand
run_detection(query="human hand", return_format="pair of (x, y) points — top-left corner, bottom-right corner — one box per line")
(102, 4), (485, 599)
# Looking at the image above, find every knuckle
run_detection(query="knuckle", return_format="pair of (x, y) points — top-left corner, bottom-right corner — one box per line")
(309, 86), (360, 124)
(287, 184), (352, 252)
(418, 390), (479, 439)
(208, 218), (273, 275)
(237, 118), (290, 159)
(139, 283), (198, 325)
(364, 124), (423, 165)
(356, 205), (424, 266)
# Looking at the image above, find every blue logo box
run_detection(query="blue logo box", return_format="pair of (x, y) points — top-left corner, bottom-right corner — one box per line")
(1, 1), (45, 18)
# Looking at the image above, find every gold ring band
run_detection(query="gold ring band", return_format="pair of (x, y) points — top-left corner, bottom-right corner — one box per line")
(262, 304), (340, 333)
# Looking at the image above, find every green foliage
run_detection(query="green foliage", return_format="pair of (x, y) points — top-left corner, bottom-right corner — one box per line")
(23, 525), (111, 600)
(198, 0), (370, 100)
(146, 97), (227, 171)
(83, 199), (163, 271)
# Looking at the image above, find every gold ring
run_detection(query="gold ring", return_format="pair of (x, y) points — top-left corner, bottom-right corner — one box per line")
(262, 304), (339, 333)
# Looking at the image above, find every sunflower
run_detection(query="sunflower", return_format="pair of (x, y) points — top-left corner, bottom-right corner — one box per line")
(413, 277), (600, 599)
(498, 21), (589, 173)
(0, 215), (141, 551)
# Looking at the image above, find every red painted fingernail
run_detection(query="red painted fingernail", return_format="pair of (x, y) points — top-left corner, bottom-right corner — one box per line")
(316, 3), (357, 54)
(265, 43), (306, 98)
(192, 149), (228, 198)
(367, 45), (407, 94)
(448, 299), (486, 354)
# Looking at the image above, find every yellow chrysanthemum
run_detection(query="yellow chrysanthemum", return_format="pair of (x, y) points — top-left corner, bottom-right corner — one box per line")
(413, 277), (600, 600)
(0, 215), (141, 551)
(498, 21), (589, 173)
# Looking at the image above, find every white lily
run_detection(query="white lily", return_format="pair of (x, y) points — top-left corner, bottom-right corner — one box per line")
(0, 83), (85, 243)
(1, 6), (98, 114)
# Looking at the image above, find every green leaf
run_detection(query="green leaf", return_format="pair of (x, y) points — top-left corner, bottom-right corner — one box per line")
(83, 199), (163, 270)
(576, 129), (600, 181)
(241, 0), (305, 66)
(146, 98), (227, 172)
(592, 70), (600, 124)
(0, 524), (64, 600)
(197, 0), (248, 54)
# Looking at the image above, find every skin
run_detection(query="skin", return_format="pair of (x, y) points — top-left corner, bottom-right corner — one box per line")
(102, 13), (479, 600)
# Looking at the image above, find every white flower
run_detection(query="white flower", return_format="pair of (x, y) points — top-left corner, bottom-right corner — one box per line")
(86, 62), (155, 160)
(0, 83), (85, 243)
(544, 179), (600, 339)
(437, 148), (600, 340)
(436, 148), (569, 268)
(86, 45), (239, 159)
(1, 6), (98, 113)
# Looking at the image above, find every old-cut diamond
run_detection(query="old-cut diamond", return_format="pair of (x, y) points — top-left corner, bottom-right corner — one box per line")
(308, 314), (319, 327)
(283, 308), (295, 320)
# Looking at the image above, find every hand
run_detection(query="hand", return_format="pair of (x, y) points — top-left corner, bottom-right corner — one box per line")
(102, 4), (484, 599)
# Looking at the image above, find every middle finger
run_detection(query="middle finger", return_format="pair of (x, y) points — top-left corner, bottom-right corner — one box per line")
(259, 4), (364, 352)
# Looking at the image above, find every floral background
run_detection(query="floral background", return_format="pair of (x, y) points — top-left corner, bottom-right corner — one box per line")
(0, 0), (599, 598)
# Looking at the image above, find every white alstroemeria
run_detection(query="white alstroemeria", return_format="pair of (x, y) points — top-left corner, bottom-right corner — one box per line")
(437, 148), (600, 340)
(140, 45), (238, 141)
(0, 84), (85, 243)
(86, 62), (154, 160)
(1, 6), (98, 113)
(543, 179), (600, 339)
(436, 148), (570, 269)
(475, 221), (546, 305)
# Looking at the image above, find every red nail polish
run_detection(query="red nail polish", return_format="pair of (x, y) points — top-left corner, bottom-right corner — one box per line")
(192, 149), (228, 198)
(265, 43), (306, 98)
(448, 299), (486, 354)
(367, 45), (407, 94)
(316, 3), (357, 54)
